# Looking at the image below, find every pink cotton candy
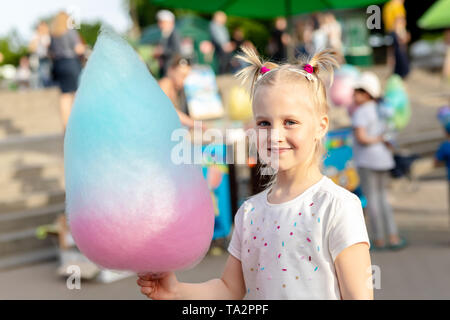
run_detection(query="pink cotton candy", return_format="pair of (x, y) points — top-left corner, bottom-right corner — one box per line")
(64, 29), (214, 273)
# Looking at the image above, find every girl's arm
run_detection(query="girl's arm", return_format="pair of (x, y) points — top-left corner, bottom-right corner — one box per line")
(158, 79), (197, 129)
(176, 254), (246, 300)
(334, 242), (374, 300)
(138, 254), (246, 300)
(175, 108), (196, 129)
(353, 127), (383, 145)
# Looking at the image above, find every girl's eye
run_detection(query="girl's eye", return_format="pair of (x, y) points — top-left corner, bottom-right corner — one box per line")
(285, 120), (298, 126)
(257, 121), (270, 127)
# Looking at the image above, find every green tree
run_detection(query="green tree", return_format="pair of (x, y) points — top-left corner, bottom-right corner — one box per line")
(78, 22), (102, 48)
(0, 30), (28, 66)
(226, 16), (272, 56)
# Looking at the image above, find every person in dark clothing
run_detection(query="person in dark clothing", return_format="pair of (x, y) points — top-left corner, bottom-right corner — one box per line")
(268, 17), (291, 63)
(294, 19), (314, 59)
(390, 16), (410, 79)
(154, 10), (181, 78)
(388, 16), (410, 78)
(229, 27), (247, 73)
(48, 11), (85, 130)
(29, 21), (52, 87)
(209, 11), (234, 74)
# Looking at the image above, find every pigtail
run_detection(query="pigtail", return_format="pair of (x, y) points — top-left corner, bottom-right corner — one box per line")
(235, 46), (278, 98)
(301, 48), (340, 87)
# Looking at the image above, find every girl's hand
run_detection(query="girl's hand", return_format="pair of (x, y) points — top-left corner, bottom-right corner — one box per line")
(137, 272), (180, 300)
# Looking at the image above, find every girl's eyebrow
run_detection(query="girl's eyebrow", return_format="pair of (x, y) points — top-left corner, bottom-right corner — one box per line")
(255, 114), (303, 120)
(280, 114), (303, 119)
(255, 116), (270, 121)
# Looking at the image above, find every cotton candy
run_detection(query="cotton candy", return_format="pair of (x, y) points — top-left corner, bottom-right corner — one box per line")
(64, 29), (214, 273)
(329, 64), (360, 108)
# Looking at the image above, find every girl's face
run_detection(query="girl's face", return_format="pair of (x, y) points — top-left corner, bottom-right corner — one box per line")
(253, 82), (328, 172)
(353, 89), (371, 106)
(169, 64), (191, 90)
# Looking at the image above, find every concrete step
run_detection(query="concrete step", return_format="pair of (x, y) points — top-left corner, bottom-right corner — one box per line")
(0, 203), (65, 234)
(0, 205), (64, 270)
(0, 189), (65, 215)
(0, 227), (57, 261)
(0, 169), (64, 200)
(0, 161), (64, 181)
(0, 133), (63, 154)
(396, 128), (445, 157)
(0, 88), (62, 139)
(0, 133), (65, 212)
(0, 247), (58, 271)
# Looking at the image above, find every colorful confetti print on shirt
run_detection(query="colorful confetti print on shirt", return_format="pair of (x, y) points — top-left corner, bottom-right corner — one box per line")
(243, 202), (254, 214)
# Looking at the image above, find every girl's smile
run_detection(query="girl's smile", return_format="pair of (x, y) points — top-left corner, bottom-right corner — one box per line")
(268, 147), (293, 154)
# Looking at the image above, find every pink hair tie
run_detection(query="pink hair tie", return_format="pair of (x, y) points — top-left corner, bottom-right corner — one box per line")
(303, 64), (313, 74)
(260, 66), (271, 74)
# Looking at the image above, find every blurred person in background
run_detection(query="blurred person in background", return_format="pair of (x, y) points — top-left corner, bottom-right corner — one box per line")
(199, 40), (215, 65)
(383, 0), (406, 34)
(15, 55), (31, 89)
(209, 11), (234, 74)
(48, 11), (85, 131)
(158, 55), (198, 129)
(323, 13), (343, 63)
(383, 0), (409, 77)
(391, 16), (410, 78)
(443, 29), (450, 82)
(231, 27), (246, 53)
(154, 10), (181, 78)
(268, 17), (290, 62)
(29, 21), (52, 87)
(435, 111), (450, 224)
(311, 13), (328, 52)
(294, 19), (314, 59)
(351, 72), (407, 251)
(229, 27), (255, 73)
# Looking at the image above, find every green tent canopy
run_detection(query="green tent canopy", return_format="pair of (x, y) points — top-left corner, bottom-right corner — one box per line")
(140, 15), (211, 45)
(151, 0), (387, 19)
(418, 0), (450, 30)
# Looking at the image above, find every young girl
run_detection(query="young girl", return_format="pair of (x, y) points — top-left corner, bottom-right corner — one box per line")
(351, 72), (406, 251)
(137, 47), (373, 300)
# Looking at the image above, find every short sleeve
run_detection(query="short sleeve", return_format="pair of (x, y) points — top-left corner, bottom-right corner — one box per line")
(351, 107), (369, 128)
(69, 30), (81, 48)
(328, 196), (370, 262)
(227, 202), (245, 261)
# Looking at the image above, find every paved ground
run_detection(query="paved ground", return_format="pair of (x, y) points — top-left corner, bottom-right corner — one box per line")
(0, 169), (448, 300)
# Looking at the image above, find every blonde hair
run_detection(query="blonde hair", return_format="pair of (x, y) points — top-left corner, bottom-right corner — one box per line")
(235, 46), (339, 190)
(50, 11), (69, 37)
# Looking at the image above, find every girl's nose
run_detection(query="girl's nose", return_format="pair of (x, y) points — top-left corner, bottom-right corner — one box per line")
(270, 127), (285, 144)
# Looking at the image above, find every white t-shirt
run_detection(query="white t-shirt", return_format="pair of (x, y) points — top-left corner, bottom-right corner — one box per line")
(351, 101), (395, 170)
(227, 175), (370, 300)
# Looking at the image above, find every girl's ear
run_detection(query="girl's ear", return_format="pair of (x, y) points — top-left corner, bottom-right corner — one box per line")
(316, 114), (329, 140)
